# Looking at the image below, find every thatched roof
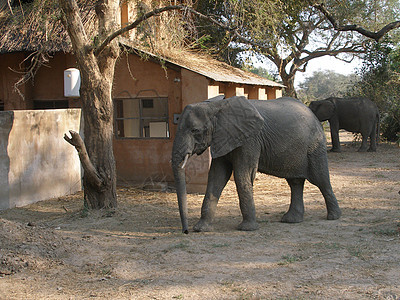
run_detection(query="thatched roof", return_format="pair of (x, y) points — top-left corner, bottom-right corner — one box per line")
(165, 50), (283, 87)
(0, 0), (96, 54)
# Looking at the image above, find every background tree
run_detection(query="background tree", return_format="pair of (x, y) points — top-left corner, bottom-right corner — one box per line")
(351, 39), (400, 143)
(297, 70), (359, 103)
(191, 0), (242, 66)
(242, 65), (277, 81)
(193, 0), (400, 96)
(313, 1), (400, 42)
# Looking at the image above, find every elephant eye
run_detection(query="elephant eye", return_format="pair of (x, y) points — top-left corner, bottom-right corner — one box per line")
(192, 128), (202, 134)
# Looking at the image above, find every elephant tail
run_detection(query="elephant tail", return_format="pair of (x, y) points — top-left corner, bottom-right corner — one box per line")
(376, 111), (380, 144)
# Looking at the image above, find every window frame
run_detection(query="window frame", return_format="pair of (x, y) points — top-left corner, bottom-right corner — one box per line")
(113, 96), (170, 140)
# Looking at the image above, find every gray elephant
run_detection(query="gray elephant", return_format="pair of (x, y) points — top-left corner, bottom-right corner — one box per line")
(171, 95), (341, 233)
(309, 97), (380, 152)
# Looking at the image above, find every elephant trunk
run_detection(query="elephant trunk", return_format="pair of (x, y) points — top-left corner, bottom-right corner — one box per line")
(172, 163), (189, 234)
(172, 132), (191, 233)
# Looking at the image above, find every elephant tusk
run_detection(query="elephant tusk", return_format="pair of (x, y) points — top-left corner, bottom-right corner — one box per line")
(180, 154), (190, 169)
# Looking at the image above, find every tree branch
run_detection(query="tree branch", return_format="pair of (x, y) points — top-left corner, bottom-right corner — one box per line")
(313, 3), (400, 41)
(94, 5), (241, 56)
(59, 0), (105, 87)
(296, 46), (363, 70)
(9, 51), (50, 100)
(94, 3), (271, 63)
(64, 130), (105, 191)
(95, 5), (186, 56)
(58, 0), (89, 54)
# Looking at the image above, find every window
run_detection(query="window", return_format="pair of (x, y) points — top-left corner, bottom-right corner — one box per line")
(114, 97), (169, 138)
(33, 100), (69, 110)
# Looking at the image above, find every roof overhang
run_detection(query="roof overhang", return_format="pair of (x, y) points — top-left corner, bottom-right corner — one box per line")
(123, 43), (284, 88)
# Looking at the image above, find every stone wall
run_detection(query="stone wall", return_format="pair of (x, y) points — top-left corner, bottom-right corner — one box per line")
(0, 109), (82, 210)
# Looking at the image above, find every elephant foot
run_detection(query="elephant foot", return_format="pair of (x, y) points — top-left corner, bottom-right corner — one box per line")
(367, 148), (376, 152)
(193, 219), (214, 232)
(237, 220), (259, 231)
(327, 208), (342, 220)
(357, 148), (368, 152)
(329, 148), (341, 153)
(281, 211), (304, 223)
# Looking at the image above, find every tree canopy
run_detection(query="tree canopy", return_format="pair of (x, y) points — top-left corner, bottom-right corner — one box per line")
(297, 70), (359, 102)
(192, 0), (400, 96)
(352, 39), (400, 143)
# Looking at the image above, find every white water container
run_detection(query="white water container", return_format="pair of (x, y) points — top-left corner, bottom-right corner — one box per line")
(64, 68), (81, 98)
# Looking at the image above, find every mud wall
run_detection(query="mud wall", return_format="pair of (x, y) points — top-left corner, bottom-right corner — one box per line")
(0, 109), (82, 210)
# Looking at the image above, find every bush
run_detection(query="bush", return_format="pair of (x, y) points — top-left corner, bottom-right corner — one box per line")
(350, 40), (400, 144)
(381, 113), (400, 144)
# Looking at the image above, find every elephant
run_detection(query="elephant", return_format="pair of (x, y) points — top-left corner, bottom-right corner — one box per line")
(171, 95), (341, 234)
(309, 97), (380, 152)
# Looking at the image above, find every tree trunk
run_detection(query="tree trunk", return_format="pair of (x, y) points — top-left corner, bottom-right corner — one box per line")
(281, 73), (297, 98)
(60, 0), (118, 209)
(271, 57), (298, 98)
(59, 1), (186, 209)
(63, 59), (118, 209)
(80, 81), (117, 209)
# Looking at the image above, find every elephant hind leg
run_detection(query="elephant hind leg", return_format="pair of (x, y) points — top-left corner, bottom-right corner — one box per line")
(358, 133), (369, 152)
(281, 178), (305, 223)
(367, 125), (377, 152)
(318, 182), (341, 220)
(308, 164), (341, 220)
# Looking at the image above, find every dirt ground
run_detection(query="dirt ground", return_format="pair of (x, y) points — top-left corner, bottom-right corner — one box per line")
(1, 132), (399, 299)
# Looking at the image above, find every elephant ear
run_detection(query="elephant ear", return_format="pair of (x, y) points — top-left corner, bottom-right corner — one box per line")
(322, 99), (337, 120)
(210, 96), (264, 158)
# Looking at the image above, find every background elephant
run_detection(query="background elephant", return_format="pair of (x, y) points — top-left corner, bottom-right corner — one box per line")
(171, 96), (341, 233)
(309, 97), (380, 152)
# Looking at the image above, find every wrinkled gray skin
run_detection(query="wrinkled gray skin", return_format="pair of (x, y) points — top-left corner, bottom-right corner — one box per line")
(171, 96), (341, 233)
(309, 97), (380, 152)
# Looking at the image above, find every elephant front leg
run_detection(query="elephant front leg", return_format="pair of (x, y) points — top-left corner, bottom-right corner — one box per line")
(329, 121), (341, 152)
(193, 158), (232, 232)
(234, 167), (259, 231)
(281, 178), (305, 223)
